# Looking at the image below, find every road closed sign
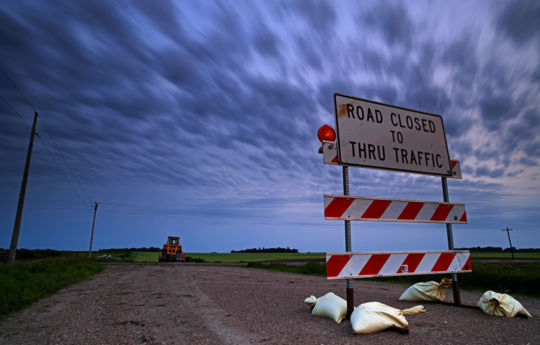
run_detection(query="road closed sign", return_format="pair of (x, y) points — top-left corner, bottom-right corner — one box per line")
(334, 93), (452, 176)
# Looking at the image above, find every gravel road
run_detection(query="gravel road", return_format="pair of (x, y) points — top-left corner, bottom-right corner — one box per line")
(1, 262), (538, 345)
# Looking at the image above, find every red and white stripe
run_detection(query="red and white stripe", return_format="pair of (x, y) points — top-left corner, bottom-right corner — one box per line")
(322, 140), (339, 165)
(450, 159), (462, 179)
(324, 195), (467, 223)
(326, 251), (472, 279)
(322, 140), (462, 179)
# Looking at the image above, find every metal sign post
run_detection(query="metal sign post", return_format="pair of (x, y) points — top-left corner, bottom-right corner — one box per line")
(442, 177), (461, 305)
(342, 165), (354, 318)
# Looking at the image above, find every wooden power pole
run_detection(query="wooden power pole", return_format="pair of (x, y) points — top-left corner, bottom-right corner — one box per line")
(502, 227), (514, 259)
(8, 112), (38, 264)
(88, 201), (99, 258)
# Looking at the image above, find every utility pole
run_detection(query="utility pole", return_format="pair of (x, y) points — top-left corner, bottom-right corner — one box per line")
(502, 227), (514, 259)
(8, 112), (38, 264)
(88, 201), (99, 259)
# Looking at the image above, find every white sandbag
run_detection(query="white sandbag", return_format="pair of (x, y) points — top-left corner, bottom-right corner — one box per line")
(304, 295), (317, 307)
(350, 302), (426, 334)
(399, 278), (452, 302)
(477, 290), (532, 318)
(305, 292), (347, 323)
(402, 305), (427, 315)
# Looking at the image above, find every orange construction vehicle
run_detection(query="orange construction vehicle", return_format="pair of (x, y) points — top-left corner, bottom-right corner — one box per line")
(158, 236), (186, 262)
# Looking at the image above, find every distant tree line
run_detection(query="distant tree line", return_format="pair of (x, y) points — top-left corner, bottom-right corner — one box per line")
(231, 247), (298, 253)
(0, 248), (62, 261)
(98, 247), (160, 252)
(455, 246), (540, 252)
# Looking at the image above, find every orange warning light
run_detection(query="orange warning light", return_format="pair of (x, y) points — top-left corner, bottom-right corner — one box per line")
(317, 124), (336, 143)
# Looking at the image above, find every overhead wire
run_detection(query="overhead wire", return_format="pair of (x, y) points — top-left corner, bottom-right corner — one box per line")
(38, 119), (91, 203)
(0, 93), (32, 127)
(0, 64), (91, 206)
(34, 135), (90, 205)
(0, 65), (37, 113)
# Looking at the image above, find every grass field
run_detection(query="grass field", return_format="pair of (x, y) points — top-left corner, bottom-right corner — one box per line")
(0, 256), (104, 318)
(114, 251), (540, 262)
(373, 260), (540, 298)
(248, 260), (540, 298)
(470, 251), (540, 259)
(185, 252), (325, 262)
(102, 251), (326, 263)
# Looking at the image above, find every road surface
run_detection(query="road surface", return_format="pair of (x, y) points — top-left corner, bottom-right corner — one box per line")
(1, 262), (538, 344)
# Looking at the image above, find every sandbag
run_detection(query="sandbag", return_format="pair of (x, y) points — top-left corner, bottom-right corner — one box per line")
(304, 295), (317, 307)
(350, 302), (426, 334)
(304, 292), (347, 323)
(477, 290), (532, 318)
(399, 278), (452, 302)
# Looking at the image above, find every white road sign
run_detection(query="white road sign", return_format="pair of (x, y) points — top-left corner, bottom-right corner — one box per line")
(334, 93), (452, 176)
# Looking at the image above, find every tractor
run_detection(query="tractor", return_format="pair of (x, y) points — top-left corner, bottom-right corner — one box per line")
(158, 236), (186, 262)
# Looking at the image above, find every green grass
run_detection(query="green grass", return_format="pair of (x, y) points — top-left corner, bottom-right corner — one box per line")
(373, 260), (540, 298)
(0, 257), (104, 318)
(101, 251), (326, 263)
(247, 260), (540, 299)
(130, 251), (159, 262)
(104, 251), (540, 263)
(247, 262), (326, 276)
(470, 251), (540, 259)
(184, 252), (325, 263)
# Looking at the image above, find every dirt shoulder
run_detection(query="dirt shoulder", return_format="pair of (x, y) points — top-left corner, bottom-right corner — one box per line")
(1, 263), (538, 345)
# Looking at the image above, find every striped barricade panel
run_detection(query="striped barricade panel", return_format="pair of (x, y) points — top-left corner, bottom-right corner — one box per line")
(322, 140), (463, 179)
(326, 251), (472, 279)
(322, 140), (339, 165)
(450, 159), (462, 179)
(324, 195), (467, 224)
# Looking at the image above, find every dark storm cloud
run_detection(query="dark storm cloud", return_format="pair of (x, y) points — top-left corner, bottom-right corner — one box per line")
(362, 1), (414, 48)
(293, 0), (336, 38)
(132, 0), (180, 39)
(502, 109), (540, 156)
(475, 165), (505, 178)
(0, 113), (29, 166)
(496, 0), (540, 45)
(293, 35), (323, 72)
(519, 156), (537, 167)
(479, 94), (513, 131)
(443, 36), (479, 89)
(403, 42), (452, 114)
(253, 23), (281, 57)
(523, 140), (540, 158)
(1, 1), (538, 201)
(532, 67), (540, 87)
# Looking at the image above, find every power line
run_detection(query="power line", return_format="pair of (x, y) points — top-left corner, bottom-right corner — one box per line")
(0, 93), (32, 127)
(34, 133), (89, 205)
(0, 65), (37, 113)
(0, 64), (91, 205)
(38, 118), (90, 203)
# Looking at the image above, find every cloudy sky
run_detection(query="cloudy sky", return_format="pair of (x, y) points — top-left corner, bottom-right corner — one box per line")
(1, 0), (539, 253)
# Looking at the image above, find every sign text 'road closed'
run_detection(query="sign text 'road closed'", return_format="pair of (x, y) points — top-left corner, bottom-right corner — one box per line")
(334, 93), (452, 176)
